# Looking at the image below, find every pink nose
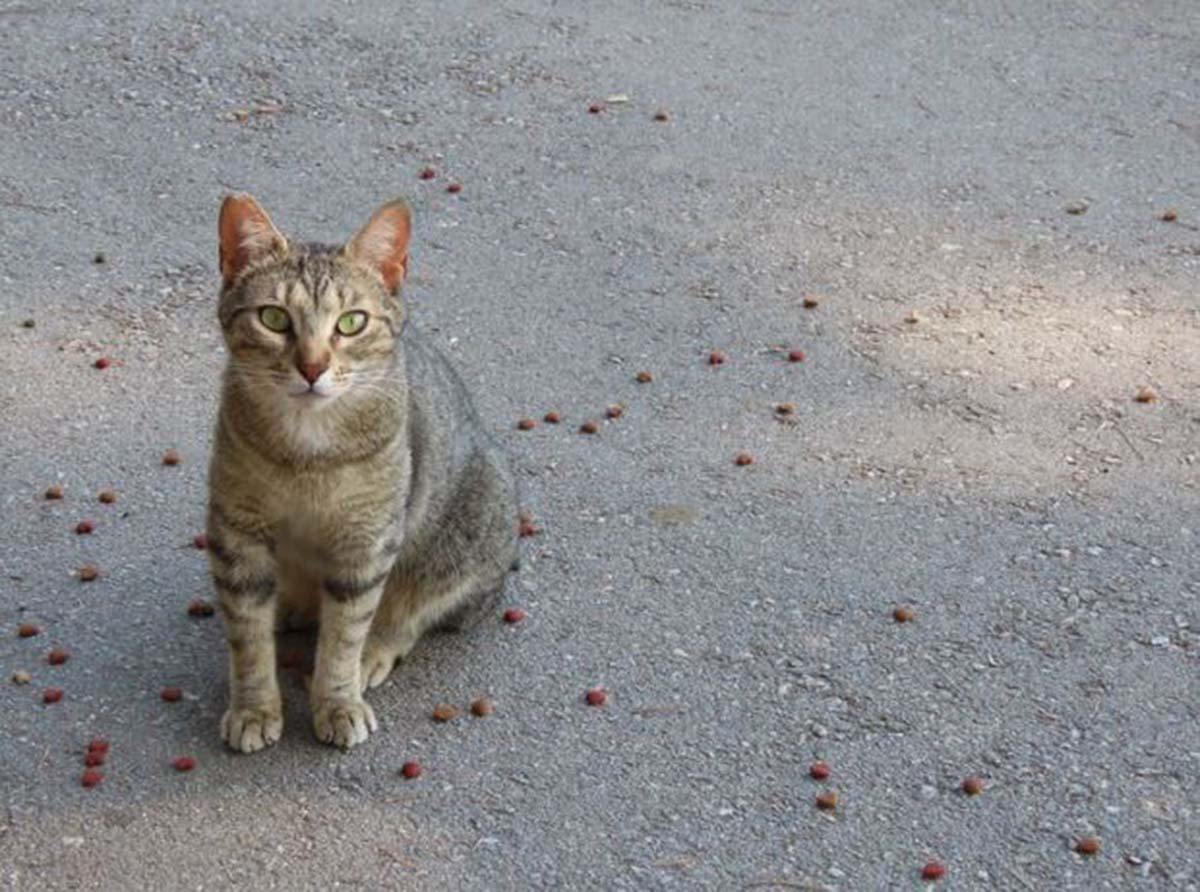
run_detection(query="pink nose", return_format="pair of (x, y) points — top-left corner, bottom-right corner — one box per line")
(297, 360), (328, 384)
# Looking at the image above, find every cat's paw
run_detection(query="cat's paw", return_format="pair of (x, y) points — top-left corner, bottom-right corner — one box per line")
(360, 640), (404, 692)
(221, 703), (283, 754)
(312, 696), (377, 749)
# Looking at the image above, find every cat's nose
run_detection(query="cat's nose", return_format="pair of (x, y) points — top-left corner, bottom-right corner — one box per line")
(297, 358), (329, 384)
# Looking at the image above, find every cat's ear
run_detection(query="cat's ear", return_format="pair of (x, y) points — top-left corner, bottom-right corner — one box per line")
(345, 199), (412, 294)
(218, 193), (287, 286)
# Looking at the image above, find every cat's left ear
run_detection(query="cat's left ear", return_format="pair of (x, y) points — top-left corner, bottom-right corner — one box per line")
(345, 199), (412, 295)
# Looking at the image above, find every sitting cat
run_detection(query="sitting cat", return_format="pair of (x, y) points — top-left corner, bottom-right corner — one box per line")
(207, 193), (518, 751)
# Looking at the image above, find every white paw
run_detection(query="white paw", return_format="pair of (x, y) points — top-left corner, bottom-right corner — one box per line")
(312, 697), (377, 749)
(221, 703), (283, 754)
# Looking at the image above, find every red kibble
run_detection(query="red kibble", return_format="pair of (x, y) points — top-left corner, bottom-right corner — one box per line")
(186, 599), (215, 618)
(78, 564), (100, 582)
(445, 183), (462, 194)
(1075, 837), (1100, 856)
(802, 296), (821, 309)
(161, 687), (183, 703)
(580, 420), (599, 434)
(892, 606), (915, 623)
(543, 411), (561, 424)
(734, 452), (754, 466)
(1135, 386), (1158, 404)
(47, 649), (70, 666)
(401, 760), (422, 780)
(809, 761), (831, 781)
(708, 350), (727, 366)
(962, 776), (984, 796)
(84, 750), (106, 767)
(653, 110), (670, 122)
(87, 739), (109, 755)
(18, 623), (40, 638)
(634, 371), (653, 384)
(418, 167), (436, 180)
(787, 349), (806, 363)
(584, 687), (607, 707)
(921, 862), (946, 881)
(74, 520), (95, 535)
(518, 520), (538, 538)
(44, 485), (64, 500)
(98, 489), (117, 504)
(775, 403), (796, 416)
(815, 790), (838, 811)
(431, 703), (459, 722)
(1160, 209), (1178, 223)
(605, 404), (624, 419)
(162, 449), (181, 466)
(171, 756), (197, 773)
(470, 697), (494, 717)
(516, 417), (537, 431)
(503, 608), (526, 624)
(588, 103), (604, 114)
(80, 771), (104, 788)
(192, 533), (208, 550)
(94, 357), (111, 370)
(43, 687), (63, 704)
(278, 650), (304, 670)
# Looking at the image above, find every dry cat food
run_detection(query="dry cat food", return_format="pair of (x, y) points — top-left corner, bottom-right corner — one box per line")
(961, 776), (984, 796)
(161, 687), (183, 703)
(186, 599), (215, 617)
(47, 649), (70, 666)
(802, 296), (820, 309)
(1075, 837), (1100, 856)
(87, 739), (109, 755)
(1161, 209), (1178, 222)
(98, 489), (118, 504)
(653, 110), (670, 122)
(588, 103), (603, 114)
(775, 403), (796, 416)
(734, 452), (754, 466)
(634, 371), (653, 383)
(584, 687), (607, 707)
(192, 533), (208, 550)
(1135, 386), (1158, 404)
(605, 404), (624, 419)
(518, 519), (538, 538)
(445, 183), (462, 194)
(892, 606), (915, 623)
(171, 756), (197, 773)
(419, 167), (436, 180)
(84, 750), (106, 768)
(516, 417), (537, 431)
(44, 485), (64, 500)
(470, 697), (494, 717)
(74, 520), (94, 535)
(401, 760), (422, 779)
(94, 357), (111, 370)
(809, 761), (831, 781)
(78, 564), (100, 582)
(921, 861), (946, 881)
(431, 703), (459, 722)
(815, 790), (838, 811)
(580, 420), (599, 434)
(543, 410), (561, 424)
(787, 349), (806, 363)
(503, 608), (526, 624)
(18, 623), (40, 638)
(80, 771), (104, 788)
(43, 687), (63, 704)
(708, 350), (727, 366)
(162, 449), (182, 466)
(278, 650), (304, 670)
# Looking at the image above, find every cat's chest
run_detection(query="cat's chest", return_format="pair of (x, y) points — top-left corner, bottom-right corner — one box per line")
(265, 464), (405, 554)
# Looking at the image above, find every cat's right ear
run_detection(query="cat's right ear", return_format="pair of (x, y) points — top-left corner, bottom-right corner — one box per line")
(218, 193), (287, 286)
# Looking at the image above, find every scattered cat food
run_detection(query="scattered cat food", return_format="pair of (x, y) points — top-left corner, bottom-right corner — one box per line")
(605, 404), (624, 419)
(278, 650), (304, 670)
(401, 760), (422, 779)
(18, 623), (40, 638)
(74, 520), (94, 535)
(93, 252), (107, 265)
(80, 771), (104, 788)
(903, 311), (922, 324)
(1135, 386), (1158, 404)
(787, 349), (806, 363)
(45, 485), (64, 500)
(98, 489), (118, 504)
(445, 183), (462, 194)
(78, 564), (100, 582)
(11, 669), (31, 685)
(815, 790), (838, 811)
(1075, 837), (1100, 856)
(708, 350), (727, 366)
(921, 861), (946, 881)
(470, 697), (494, 717)
(162, 449), (181, 466)
(87, 739), (109, 755)
(962, 776), (984, 796)
(43, 687), (63, 704)
(418, 167), (436, 180)
(653, 109), (670, 122)
(161, 687), (183, 703)
(775, 403), (796, 416)
(802, 296), (821, 309)
(892, 606), (915, 623)
(518, 518), (538, 538)
(543, 410), (561, 424)
(192, 533), (208, 550)
(171, 756), (197, 773)
(186, 599), (215, 618)
(1160, 209), (1177, 223)
(634, 371), (653, 384)
(588, 103), (604, 114)
(584, 687), (607, 707)
(1065, 201), (1089, 215)
(84, 750), (106, 768)
(809, 761), (831, 781)
(94, 357), (111, 370)
(734, 452), (754, 466)
(431, 703), (459, 722)
(516, 417), (537, 431)
(21, 318), (36, 328)
(503, 608), (526, 624)
(580, 420), (599, 434)
(47, 649), (69, 666)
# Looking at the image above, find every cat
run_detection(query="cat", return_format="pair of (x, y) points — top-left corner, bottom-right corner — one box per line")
(207, 193), (518, 751)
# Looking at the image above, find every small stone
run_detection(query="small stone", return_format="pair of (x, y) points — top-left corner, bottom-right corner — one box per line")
(171, 756), (197, 773)
(802, 296), (821, 309)
(93, 252), (107, 265)
(503, 608), (526, 624)
(401, 760), (422, 779)
(192, 533), (208, 550)
(43, 687), (64, 704)
(634, 371), (653, 384)
(78, 564), (100, 582)
(445, 183), (462, 194)
(1065, 201), (1089, 215)
(162, 449), (181, 466)
(80, 771), (104, 788)
(1075, 837), (1100, 856)
(815, 790), (838, 811)
(94, 357), (111, 370)
(653, 109), (670, 122)
(1135, 386), (1158, 404)
(516, 417), (537, 431)
(605, 404), (624, 419)
(431, 703), (459, 722)
(47, 649), (69, 666)
(11, 669), (31, 685)
(98, 489), (118, 504)
(734, 452), (754, 466)
(543, 411), (561, 424)
(921, 861), (946, 881)
(962, 776), (984, 796)
(580, 420), (599, 434)
(186, 599), (215, 618)
(787, 349), (806, 363)
(1160, 209), (1177, 222)
(17, 623), (40, 638)
(892, 606), (915, 623)
(44, 485), (64, 500)
(470, 697), (494, 717)
(21, 318), (36, 328)
(809, 761), (831, 781)
(161, 687), (183, 702)
(75, 520), (94, 535)
(775, 403), (796, 416)
(584, 687), (607, 707)
(903, 311), (922, 324)
(708, 350), (727, 366)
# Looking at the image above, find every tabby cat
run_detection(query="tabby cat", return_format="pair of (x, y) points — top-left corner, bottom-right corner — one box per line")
(207, 194), (518, 751)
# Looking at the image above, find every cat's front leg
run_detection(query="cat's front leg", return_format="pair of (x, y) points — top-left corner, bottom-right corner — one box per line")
(310, 562), (391, 749)
(208, 523), (284, 754)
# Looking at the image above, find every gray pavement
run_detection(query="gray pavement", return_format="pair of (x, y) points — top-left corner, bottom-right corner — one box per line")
(1, 2), (1198, 889)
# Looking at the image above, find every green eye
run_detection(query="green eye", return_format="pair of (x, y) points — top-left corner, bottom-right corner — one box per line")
(258, 306), (291, 333)
(336, 311), (368, 337)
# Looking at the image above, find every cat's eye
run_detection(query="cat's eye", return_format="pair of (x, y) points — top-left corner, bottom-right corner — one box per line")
(336, 311), (368, 337)
(258, 306), (291, 333)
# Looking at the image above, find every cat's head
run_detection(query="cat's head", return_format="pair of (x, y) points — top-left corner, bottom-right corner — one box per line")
(215, 193), (411, 408)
